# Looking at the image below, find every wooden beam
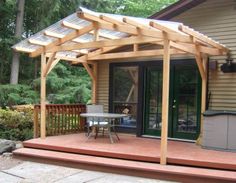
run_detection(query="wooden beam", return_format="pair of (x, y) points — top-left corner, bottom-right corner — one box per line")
(78, 12), (192, 43)
(99, 14), (125, 26)
(78, 12), (110, 25)
(72, 45), (122, 64)
(82, 63), (95, 81)
(44, 52), (56, 77)
(123, 17), (149, 29)
(14, 46), (35, 53)
(176, 42), (224, 55)
(28, 39), (49, 46)
(199, 55), (208, 145)
(88, 49), (185, 61)
(62, 20), (83, 30)
(40, 53), (47, 139)
(178, 25), (229, 53)
(160, 34), (171, 165)
(170, 41), (195, 54)
(150, 21), (178, 34)
(45, 30), (64, 38)
(98, 22), (192, 43)
(133, 44), (138, 51)
(45, 53), (86, 62)
(195, 45), (206, 80)
(30, 24), (94, 57)
(62, 20), (119, 40)
(47, 36), (161, 52)
(47, 58), (60, 74)
(93, 28), (99, 41)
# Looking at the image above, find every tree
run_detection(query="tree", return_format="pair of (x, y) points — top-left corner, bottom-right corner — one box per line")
(1, 0), (178, 105)
(10, 0), (25, 84)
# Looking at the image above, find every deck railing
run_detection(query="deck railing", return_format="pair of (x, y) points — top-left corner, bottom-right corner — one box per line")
(34, 104), (86, 138)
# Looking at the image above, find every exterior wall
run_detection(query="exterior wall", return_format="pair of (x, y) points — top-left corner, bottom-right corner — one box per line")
(97, 0), (236, 112)
(97, 58), (156, 112)
(171, 0), (236, 110)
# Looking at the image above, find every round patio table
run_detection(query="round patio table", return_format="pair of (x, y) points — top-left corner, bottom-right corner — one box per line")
(80, 113), (127, 143)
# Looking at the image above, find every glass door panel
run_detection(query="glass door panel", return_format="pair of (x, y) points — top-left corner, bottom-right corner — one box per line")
(172, 65), (201, 140)
(144, 67), (162, 135)
(112, 66), (138, 128)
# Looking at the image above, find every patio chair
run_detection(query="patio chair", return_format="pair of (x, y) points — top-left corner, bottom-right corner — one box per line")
(86, 105), (109, 138)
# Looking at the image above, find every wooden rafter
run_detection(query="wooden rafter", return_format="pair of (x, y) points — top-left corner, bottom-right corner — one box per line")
(99, 14), (125, 26)
(44, 30), (65, 38)
(29, 23), (95, 57)
(149, 21), (178, 34)
(47, 36), (161, 52)
(78, 12), (192, 43)
(123, 17), (149, 29)
(179, 25), (229, 53)
(14, 46), (34, 53)
(28, 39), (49, 46)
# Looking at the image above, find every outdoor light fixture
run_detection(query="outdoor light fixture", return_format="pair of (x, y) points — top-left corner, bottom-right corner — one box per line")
(221, 52), (236, 73)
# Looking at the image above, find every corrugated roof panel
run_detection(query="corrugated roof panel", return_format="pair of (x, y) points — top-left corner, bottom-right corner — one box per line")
(12, 6), (227, 58)
(12, 39), (42, 52)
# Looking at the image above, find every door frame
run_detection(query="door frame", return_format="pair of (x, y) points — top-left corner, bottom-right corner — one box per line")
(109, 61), (162, 135)
(169, 60), (202, 140)
(109, 59), (202, 140)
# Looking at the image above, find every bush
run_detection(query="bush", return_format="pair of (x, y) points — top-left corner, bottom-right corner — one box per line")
(0, 108), (34, 141)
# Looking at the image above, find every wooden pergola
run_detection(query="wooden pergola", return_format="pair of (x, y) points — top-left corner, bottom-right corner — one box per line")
(13, 7), (229, 165)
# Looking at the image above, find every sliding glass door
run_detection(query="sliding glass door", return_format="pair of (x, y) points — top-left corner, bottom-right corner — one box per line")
(111, 65), (139, 130)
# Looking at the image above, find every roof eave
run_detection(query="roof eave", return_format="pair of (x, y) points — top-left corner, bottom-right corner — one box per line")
(149, 0), (206, 20)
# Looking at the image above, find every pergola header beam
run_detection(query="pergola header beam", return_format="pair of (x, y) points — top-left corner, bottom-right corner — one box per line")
(87, 49), (185, 61)
(47, 36), (161, 52)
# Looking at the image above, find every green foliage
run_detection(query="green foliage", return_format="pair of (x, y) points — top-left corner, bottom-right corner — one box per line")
(114, 0), (178, 17)
(0, 0), (178, 105)
(0, 108), (33, 140)
(33, 62), (91, 104)
(0, 84), (39, 108)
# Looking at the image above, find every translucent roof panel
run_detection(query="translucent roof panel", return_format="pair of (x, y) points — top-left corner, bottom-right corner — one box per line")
(12, 7), (227, 59)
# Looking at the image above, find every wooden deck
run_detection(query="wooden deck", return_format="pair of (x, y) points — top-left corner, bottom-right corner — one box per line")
(14, 133), (236, 182)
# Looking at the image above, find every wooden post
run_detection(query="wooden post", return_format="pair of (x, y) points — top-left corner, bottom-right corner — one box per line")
(40, 53), (47, 139)
(92, 63), (98, 104)
(160, 34), (170, 165)
(198, 55), (208, 144)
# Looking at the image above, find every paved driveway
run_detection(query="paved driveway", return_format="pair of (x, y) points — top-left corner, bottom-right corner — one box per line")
(0, 157), (175, 183)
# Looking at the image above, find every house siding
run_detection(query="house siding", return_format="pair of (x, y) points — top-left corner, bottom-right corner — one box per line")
(97, 0), (236, 112)
(171, 0), (236, 111)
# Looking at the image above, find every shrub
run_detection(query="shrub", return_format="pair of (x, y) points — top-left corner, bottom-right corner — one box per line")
(0, 108), (33, 141)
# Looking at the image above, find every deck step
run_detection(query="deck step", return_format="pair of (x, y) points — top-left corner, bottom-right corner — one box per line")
(23, 140), (236, 171)
(13, 148), (236, 183)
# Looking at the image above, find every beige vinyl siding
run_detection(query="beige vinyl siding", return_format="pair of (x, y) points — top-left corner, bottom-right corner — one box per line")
(171, 0), (236, 111)
(97, 0), (236, 111)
